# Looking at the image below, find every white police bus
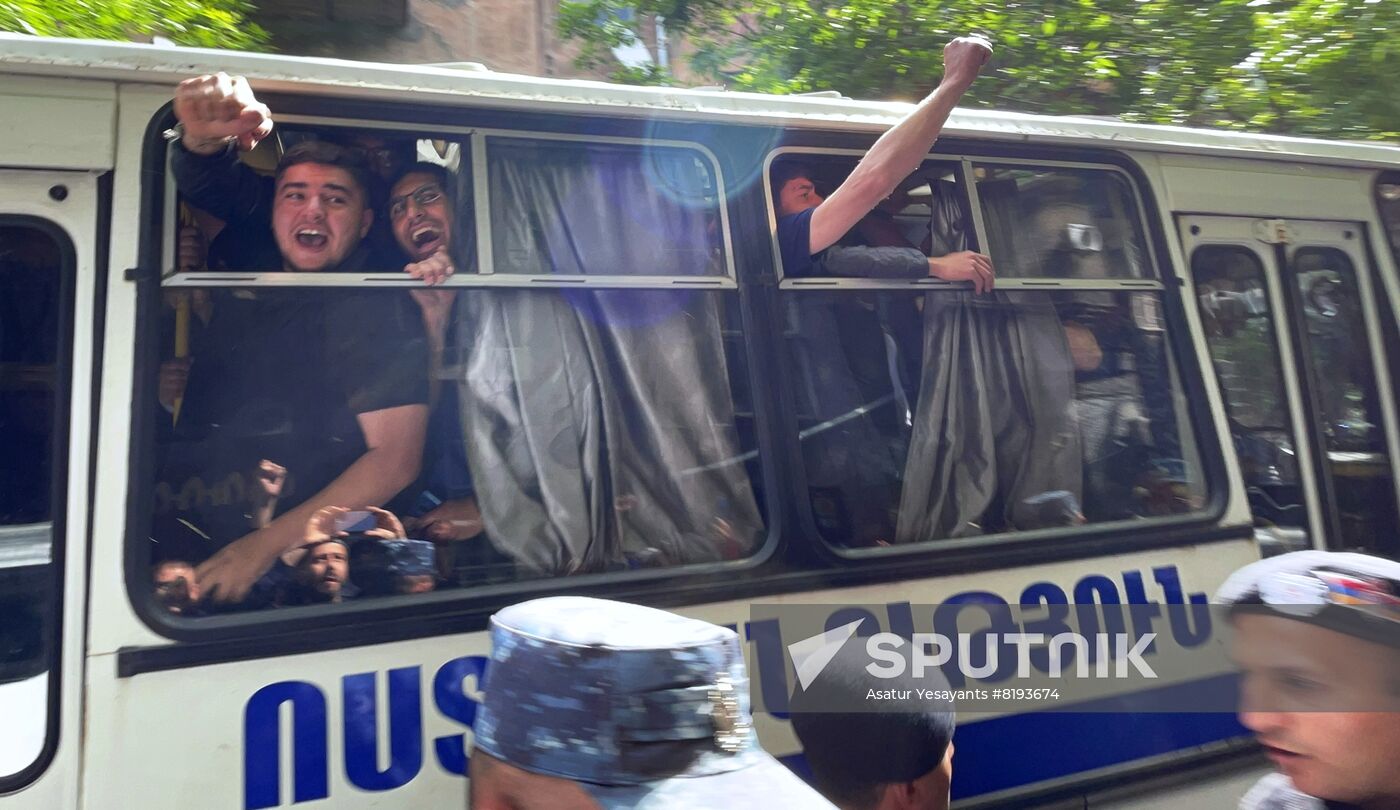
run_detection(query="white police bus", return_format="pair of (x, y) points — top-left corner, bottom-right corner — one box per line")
(2, 32), (1399, 810)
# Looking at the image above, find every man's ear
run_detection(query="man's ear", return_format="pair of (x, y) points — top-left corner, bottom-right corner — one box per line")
(359, 207), (373, 239)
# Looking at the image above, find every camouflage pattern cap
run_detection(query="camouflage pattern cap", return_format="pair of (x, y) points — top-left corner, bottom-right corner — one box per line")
(476, 596), (834, 808)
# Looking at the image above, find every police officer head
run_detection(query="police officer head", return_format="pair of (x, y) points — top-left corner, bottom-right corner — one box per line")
(1220, 550), (1400, 809)
(471, 596), (835, 809)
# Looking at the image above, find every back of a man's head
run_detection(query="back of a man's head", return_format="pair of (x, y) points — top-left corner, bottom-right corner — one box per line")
(790, 642), (956, 810)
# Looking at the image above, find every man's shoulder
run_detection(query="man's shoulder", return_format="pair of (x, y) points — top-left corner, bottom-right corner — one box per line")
(777, 207), (815, 233)
(776, 207), (818, 276)
(1240, 773), (1326, 810)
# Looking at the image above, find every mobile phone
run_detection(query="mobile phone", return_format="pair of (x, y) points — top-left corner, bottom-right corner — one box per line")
(335, 510), (376, 533)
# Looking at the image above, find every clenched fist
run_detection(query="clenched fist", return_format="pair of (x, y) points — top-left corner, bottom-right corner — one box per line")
(173, 72), (273, 155)
(942, 35), (993, 91)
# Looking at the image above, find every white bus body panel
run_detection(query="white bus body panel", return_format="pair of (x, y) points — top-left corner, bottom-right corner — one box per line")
(0, 168), (102, 810)
(80, 543), (1255, 810)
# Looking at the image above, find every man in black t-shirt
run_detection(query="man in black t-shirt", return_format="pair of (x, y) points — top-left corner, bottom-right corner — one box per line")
(164, 139), (430, 604)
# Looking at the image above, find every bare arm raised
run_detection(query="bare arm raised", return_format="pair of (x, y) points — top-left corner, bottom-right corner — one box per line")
(806, 36), (991, 256)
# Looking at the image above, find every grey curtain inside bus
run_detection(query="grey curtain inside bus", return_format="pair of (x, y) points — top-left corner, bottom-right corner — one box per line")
(894, 291), (1083, 540)
(454, 289), (761, 575)
(487, 140), (721, 276)
(893, 180), (1083, 540)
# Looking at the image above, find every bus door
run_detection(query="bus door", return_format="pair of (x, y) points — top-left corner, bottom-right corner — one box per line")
(1180, 215), (1400, 555)
(0, 168), (94, 809)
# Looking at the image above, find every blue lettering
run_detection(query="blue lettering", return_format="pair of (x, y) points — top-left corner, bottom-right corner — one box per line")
(244, 681), (328, 810)
(343, 667), (424, 792)
(1121, 570), (1163, 656)
(1154, 565), (1212, 647)
(1019, 581), (1072, 674)
(935, 592), (1014, 687)
(886, 602), (916, 638)
(433, 656), (488, 777)
(746, 618), (790, 719)
(827, 607), (882, 637)
(1073, 575), (1124, 664)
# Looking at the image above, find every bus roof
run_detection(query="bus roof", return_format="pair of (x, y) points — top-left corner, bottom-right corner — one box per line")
(2, 32), (1398, 169)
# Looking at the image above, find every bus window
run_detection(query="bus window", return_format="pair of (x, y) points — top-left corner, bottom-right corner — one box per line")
(148, 126), (762, 617)
(785, 286), (1205, 546)
(1378, 174), (1400, 262)
(1190, 245), (1306, 530)
(1290, 246), (1397, 548)
(973, 165), (1152, 279)
(774, 153), (1205, 546)
(0, 222), (64, 781)
(487, 138), (726, 277)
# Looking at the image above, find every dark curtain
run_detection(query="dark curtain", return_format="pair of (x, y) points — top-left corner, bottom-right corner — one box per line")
(455, 142), (759, 576)
(895, 181), (1082, 540)
(488, 140), (719, 276)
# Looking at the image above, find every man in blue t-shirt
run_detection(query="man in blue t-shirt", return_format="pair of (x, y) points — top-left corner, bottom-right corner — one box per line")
(773, 35), (995, 289)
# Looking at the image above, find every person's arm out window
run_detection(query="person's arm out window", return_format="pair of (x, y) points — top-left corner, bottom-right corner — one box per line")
(170, 73), (276, 224)
(192, 403), (428, 603)
(806, 37), (989, 255)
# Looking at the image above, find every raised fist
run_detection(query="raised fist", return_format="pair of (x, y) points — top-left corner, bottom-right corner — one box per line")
(173, 72), (273, 155)
(942, 35), (993, 91)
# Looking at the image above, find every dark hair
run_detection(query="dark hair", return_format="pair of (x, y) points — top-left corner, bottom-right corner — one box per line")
(274, 140), (374, 207)
(789, 643), (956, 809)
(770, 161), (815, 207)
(388, 162), (454, 204)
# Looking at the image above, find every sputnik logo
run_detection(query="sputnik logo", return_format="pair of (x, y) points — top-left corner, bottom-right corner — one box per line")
(786, 620), (864, 690)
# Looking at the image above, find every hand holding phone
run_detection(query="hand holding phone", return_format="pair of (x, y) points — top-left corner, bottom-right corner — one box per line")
(335, 510), (377, 533)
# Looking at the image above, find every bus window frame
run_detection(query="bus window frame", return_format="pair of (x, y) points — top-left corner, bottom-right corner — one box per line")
(125, 102), (786, 653)
(118, 97), (1233, 676)
(761, 143), (1228, 562)
(161, 115), (739, 289)
(0, 213), (77, 794)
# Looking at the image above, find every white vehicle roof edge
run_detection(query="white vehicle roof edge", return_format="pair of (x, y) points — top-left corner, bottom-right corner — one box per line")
(2, 32), (1399, 168)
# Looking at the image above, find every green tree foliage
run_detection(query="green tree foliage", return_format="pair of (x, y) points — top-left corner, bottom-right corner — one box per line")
(558, 0), (1399, 140)
(0, 0), (270, 51)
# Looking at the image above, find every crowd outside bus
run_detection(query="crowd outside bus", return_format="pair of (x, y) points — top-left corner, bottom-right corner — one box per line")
(464, 547), (1400, 810)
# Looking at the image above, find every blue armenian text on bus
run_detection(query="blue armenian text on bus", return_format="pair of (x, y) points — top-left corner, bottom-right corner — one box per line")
(241, 564), (1209, 809)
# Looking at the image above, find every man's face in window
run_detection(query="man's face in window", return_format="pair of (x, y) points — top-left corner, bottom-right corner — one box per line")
(273, 162), (373, 272)
(777, 176), (823, 218)
(297, 541), (349, 600)
(1232, 613), (1400, 806)
(388, 171), (453, 262)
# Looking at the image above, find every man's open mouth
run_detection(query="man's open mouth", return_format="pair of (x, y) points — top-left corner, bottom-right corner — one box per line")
(411, 225), (441, 248)
(296, 228), (329, 249)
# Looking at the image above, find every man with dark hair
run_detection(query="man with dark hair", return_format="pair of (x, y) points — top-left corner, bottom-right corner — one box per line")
(388, 161), (456, 285)
(280, 538), (351, 605)
(1219, 550), (1400, 810)
(169, 72), (418, 271)
(269, 140), (376, 273)
(383, 162), (499, 578)
(163, 119), (431, 605)
(773, 36), (994, 289)
(790, 643), (956, 810)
